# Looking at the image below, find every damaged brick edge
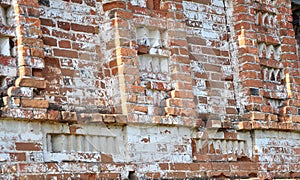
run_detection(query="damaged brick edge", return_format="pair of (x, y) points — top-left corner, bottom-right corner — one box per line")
(78, 113), (205, 128)
(234, 121), (300, 132)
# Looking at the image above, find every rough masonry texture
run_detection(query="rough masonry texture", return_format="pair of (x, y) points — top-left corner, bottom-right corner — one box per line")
(0, 0), (300, 179)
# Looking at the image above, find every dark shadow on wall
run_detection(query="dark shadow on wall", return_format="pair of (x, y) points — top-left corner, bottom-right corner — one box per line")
(292, 1), (300, 44)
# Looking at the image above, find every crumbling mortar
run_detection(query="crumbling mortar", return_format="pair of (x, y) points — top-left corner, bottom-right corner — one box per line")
(222, 0), (241, 122)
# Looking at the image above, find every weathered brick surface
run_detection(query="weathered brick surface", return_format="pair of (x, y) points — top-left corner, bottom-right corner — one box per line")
(0, 0), (299, 179)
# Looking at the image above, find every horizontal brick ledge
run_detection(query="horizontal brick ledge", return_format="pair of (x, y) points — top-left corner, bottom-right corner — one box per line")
(78, 113), (127, 124)
(15, 77), (46, 89)
(234, 121), (300, 131)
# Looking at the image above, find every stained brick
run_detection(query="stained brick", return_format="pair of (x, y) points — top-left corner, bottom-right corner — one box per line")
(15, 142), (42, 151)
(16, 78), (46, 89)
(53, 49), (78, 58)
(71, 23), (96, 33)
(103, 1), (126, 11)
(21, 99), (49, 108)
(9, 152), (26, 161)
(57, 21), (71, 31)
(42, 37), (57, 46)
(58, 40), (71, 48)
(19, 175), (45, 180)
(98, 173), (121, 179)
(40, 18), (55, 26)
(101, 154), (113, 163)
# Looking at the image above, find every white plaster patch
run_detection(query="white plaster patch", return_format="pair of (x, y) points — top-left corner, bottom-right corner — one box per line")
(201, 30), (219, 39)
(212, 0), (224, 7)
(0, 37), (10, 56)
(131, 0), (146, 7)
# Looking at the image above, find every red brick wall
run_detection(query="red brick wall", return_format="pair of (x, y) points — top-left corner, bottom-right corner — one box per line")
(0, 0), (299, 179)
(40, 0), (114, 117)
(184, 0), (237, 125)
(234, 0), (300, 129)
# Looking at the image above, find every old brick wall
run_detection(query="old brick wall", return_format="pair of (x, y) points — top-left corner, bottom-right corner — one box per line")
(40, 0), (117, 115)
(0, 0), (300, 179)
(184, 0), (237, 123)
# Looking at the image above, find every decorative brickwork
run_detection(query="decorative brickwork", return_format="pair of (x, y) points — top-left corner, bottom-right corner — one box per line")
(0, 0), (299, 179)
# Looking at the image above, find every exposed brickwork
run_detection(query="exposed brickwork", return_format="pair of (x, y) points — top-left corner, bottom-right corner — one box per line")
(0, 0), (299, 179)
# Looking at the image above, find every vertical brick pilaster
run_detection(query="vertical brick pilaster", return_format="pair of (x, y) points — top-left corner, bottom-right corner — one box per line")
(233, 0), (263, 122)
(102, 1), (135, 115)
(162, 0), (196, 126)
(277, 0), (300, 123)
(3, 0), (48, 119)
(103, 0), (197, 126)
(234, 0), (300, 128)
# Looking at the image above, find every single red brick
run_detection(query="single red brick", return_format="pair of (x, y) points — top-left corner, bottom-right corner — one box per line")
(170, 163), (190, 170)
(21, 99), (49, 108)
(108, 9), (133, 19)
(52, 30), (71, 39)
(44, 57), (60, 67)
(166, 172), (186, 179)
(159, 163), (169, 170)
(133, 105), (148, 113)
(167, 98), (183, 107)
(224, 132), (238, 140)
(117, 48), (136, 57)
(15, 78), (46, 89)
(40, 18), (55, 27)
(103, 1), (126, 11)
(9, 152), (26, 161)
(61, 68), (76, 76)
(53, 49), (78, 58)
(15, 142), (42, 151)
(42, 37), (57, 46)
(32, 68), (43, 78)
(170, 39), (188, 47)
(18, 175), (45, 179)
(171, 90), (194, 99)
(22, 37), (43, 47)
(71, 23), (96, 33)
(212, 162), (230, 171)
(226, 107), (238, 114)
(137, 45), (149, 54)
(72, 0), (83, 3)
(98, 173), (120, 179)
(18, 0), (39, 7)
(165, 107), (177, 115)
(145, 172), (160, 179)
(25, 17), (41, 27)
(131, 85), (144, 93)
(84, 0), (95, 6)
(294, 148), (300, 154)
(18, 66), (31, 76)
(30, 48), (45, 58)
(57, 21), (70, 31)
(46, 163), (60, 172)
(75, 174), (96, 179)
(101, 154), (113, 163)
(58, 40), (71, 48)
